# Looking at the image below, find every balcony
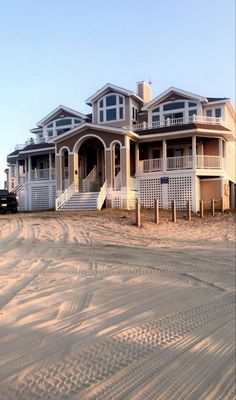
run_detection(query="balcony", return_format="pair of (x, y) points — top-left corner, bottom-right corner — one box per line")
(30, 168), (55, 181)
(139, 155), (224, 173)
(127, 115), (225, 132)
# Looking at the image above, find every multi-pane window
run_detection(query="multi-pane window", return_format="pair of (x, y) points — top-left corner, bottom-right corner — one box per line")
(206, 109), (213, 117)
(163, 102), (185, 111)
(56, 118), (72, 126)
(189, 109), (197, 117)
(98, 93), (125, 122)
(215, 108), (222, 118)
(132, 106), (138, 121)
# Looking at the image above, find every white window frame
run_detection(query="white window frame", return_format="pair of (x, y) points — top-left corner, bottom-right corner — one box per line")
(98, 93), (125, 123)
(148, 100), (201, 124)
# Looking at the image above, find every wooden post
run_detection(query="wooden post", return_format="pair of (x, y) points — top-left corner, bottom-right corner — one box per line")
(211, 198), (215, 217)
(135, 198), (141, 227)
(221, 196), (224, 213)
(187, 200), (191, 221)
(200, 200), (204, 218)
(154, 199), (159, 224)
(171, 200), (176, 222)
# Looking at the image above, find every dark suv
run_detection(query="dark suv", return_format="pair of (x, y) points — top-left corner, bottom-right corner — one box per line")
(0, 190), (18, 214)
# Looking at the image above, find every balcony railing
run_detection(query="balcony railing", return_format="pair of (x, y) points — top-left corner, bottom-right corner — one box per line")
(196, 155), (223, 169)
(167, 155), (193, 170)
(139, 158), (163, 173)
(139, 155), (224, 173)
(126, 115), (224, 132)
(30, 168), (55, 181)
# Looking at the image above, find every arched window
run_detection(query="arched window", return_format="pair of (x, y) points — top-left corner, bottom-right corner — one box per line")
(98, 93), (125, 123)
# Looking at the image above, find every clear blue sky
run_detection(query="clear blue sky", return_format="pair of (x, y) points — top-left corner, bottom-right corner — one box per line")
(0, 0), (235, 188)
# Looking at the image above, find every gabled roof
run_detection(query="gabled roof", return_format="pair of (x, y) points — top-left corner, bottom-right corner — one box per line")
(36, 105), (89, 127)
(86, 83), (144, 105)
(142, 87), (207, 110)
(49, 122), (126, 144)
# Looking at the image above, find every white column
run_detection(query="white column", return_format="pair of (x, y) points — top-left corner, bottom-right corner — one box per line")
(163, 140), (167, 172)
(192, 135), (196, 169)
(135, 142), (139, 175)
(49, 153), (52, 180)
(16, 160), (19, 185)
(28, 156), (31, 182)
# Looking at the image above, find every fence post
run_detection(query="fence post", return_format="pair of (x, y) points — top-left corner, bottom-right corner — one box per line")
(187, 200), (191, 221)
(171, 200), (176, 222)
(211, 198), (215, 217)
(154, 199), (159, 224)
(135, 198), (141, 227)
(221, 196), (224, 213)
(200, 200), (204, 218)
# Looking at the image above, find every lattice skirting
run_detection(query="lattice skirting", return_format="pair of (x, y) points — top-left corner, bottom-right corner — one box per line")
(139, 176), (194, 210)
(140, 178), (163, 208)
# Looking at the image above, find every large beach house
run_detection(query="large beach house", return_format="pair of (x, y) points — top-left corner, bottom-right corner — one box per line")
(5, 82), (236, 212)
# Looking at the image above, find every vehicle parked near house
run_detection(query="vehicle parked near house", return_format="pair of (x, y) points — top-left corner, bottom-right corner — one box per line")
(0, 190), (18, 214)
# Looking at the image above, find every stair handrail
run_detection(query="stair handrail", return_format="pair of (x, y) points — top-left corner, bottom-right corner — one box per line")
(56, 182), (74, 210)
(11, 184), (23, 194)
(97, 180), (107, 210)
(114, 170), (121, 191)
(83, 165), (97, 192)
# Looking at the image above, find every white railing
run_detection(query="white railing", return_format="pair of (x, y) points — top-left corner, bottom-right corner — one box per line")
(114, 171), (121, 190)
(83, 166), (98, 192)
(30, 168), (49, 180)
(126, 115), (224, 131)
(138, 155), (224, 173)
(196, 155), (223, 169)
(55, 182), (75, 210)
(139, 158), (163, 173)
(167, 156), (193, 170)
(97, 180), (107, 210)
(30, 168), (55, 181)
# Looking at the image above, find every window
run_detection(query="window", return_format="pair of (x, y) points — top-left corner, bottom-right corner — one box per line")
(74, 119), (81, 124)
(47, 130), (53, 137)
(106, 95), (116, 107)
(163, 102), (185, 111)
(98, 93), (125, 122)
(189, 109), (197, 117)
(57, 128), (70, 135)
(106, 108), (116, 121)
(56, 118), (72, 127)
(215, 108), (221, 118)
(152, 115), (160, 122)
(132, 106), (138, 121)
(206, 109), (212, 117)
(47, 123), (53, 128)
(189, 102), (197, 107)
(152, 107), (160, 113)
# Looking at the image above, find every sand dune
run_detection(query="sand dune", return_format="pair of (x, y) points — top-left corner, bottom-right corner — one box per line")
(0, 211), (235, 399)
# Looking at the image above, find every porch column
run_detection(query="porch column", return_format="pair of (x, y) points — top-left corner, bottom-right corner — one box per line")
(105, 149), (112, 189)
(28, 156), (31, 183)
(55, 154), (62, 192)
(192, 135), (197, 169)
(121, 136), (130, 188)
(135, 142), (139, 175)
(73, 153), (79, 192)
(162, 140), (167, 172)
(49, 153), (52, 180)
(218, 138), (223, 156)
(68, 153), (74, 186)
(15, 160), (20, 185)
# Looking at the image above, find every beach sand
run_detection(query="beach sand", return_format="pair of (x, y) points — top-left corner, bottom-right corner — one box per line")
(0, 210), (235, 399)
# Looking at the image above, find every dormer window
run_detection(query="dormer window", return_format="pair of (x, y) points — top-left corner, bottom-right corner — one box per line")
(98, 93), (125, 123)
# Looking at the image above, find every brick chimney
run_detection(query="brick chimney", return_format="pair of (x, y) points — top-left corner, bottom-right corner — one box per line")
(136, 81), (152, 103)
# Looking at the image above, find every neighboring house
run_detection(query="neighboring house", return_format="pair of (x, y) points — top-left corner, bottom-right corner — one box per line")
(6, 82), (236, 212)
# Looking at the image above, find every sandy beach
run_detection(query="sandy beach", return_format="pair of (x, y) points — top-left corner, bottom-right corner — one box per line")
(0, 210), (235, 399)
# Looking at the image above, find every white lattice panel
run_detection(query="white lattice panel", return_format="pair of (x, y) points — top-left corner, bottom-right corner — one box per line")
(168, 177), (192, 210)
(112, 196), (122, 209)
(140, 178), (163, 208)
(31, 186), (49, 210)
(51, 185), (57, 209)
